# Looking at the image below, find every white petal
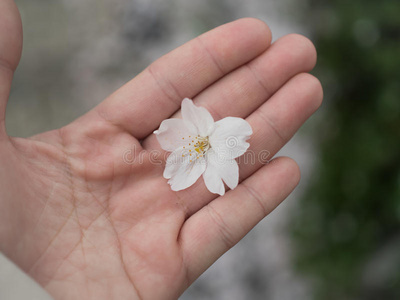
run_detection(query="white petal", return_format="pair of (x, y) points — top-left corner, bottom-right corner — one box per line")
(203, 165), (225, 196)
(164, 148), (206, 191)
(209, 117), (252, 159)
(154, 119), (198, 152)
(203, 149), (239, 196)
(181, 98), (215, 137)
(163, 147), (184, 179)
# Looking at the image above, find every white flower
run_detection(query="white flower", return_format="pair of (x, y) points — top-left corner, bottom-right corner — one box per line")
(154, 98), (252, 196)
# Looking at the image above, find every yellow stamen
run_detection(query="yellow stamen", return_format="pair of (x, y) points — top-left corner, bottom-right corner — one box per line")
(193, 136), (210, 155)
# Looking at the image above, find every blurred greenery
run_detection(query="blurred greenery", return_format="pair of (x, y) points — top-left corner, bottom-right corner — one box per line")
(291, 0), (400, 299)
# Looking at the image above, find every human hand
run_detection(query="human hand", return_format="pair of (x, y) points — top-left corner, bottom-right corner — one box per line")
(0, 1), (322, 299)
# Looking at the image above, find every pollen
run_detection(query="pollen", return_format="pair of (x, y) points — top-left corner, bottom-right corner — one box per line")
(192, 136), (210, 155)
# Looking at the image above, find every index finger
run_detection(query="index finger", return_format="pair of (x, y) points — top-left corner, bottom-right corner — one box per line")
(94, 18), (272, 139)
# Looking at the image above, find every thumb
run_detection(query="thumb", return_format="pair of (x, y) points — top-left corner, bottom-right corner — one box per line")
(0, 0), (22, 136)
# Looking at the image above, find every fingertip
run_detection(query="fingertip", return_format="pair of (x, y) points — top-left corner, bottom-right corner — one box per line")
(206, 18), (272, 68)
(268, 156), (301, 192)
(298, 34), (317, 70)
(303, 73), (324, 111)
(292, 72), (324, 113)
(277, 33), (318, 72)
(234, 17), (272, 46)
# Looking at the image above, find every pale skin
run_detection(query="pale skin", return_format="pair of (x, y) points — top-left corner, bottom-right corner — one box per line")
(0, 1), (323, 299)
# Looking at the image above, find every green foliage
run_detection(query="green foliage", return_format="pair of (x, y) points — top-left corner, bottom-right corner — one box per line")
(292, 1), (400, 299)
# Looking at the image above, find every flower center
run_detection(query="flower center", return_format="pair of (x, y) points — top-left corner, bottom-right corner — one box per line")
(194, 136), (210, 154)
(181, 135), (210, 162)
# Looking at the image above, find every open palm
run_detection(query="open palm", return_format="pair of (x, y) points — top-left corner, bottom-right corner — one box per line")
(0, 1), (322, 299)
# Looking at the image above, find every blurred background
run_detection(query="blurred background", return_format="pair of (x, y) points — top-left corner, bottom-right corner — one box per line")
(5, 0), (400, 299)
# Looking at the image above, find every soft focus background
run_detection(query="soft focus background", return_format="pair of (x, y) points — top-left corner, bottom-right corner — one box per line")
(4, 0), (400, 299)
